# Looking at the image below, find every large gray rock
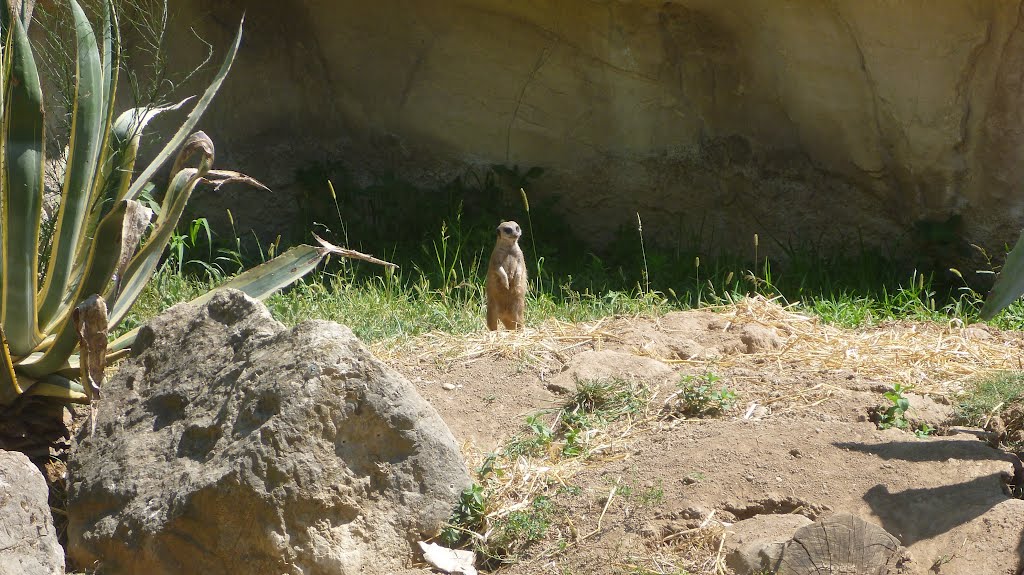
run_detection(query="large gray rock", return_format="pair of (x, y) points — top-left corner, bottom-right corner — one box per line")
(67, 289), (470, 575)
(0, 449), (64, 575)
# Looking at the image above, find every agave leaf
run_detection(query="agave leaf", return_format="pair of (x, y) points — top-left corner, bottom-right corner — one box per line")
(0, 326), (24, 405)
(105, 176), (204, 328)
(23, 375), (88, 403)
(2, 11), (45, 355)
(99, 0), (118, 110)
(980, 232), (1024, 320)
(122, 16), (243, 202)
(108, 239), (397, 352)
(14, 0), (33, 29)
(21, 200), (148, 378)
(37, 0), (107, 330)
(103, 97), (192, 208)
(0, 5), (8, 120)
(83, 0), (120, 231)
(110, 200), (154, 299)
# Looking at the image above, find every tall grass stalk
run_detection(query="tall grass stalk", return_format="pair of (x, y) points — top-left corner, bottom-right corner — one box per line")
(637, 212), (650, 294)
(520, 187), (544, 292)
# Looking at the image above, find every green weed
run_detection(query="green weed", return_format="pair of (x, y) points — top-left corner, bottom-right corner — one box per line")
(482, 496), (553, 564)
(876, 383), (912, 430)
(670, 372), (737, 417)
(503, 415), (555, 458)
(440, 483), (487, 547)
(873, 383), (934, 437)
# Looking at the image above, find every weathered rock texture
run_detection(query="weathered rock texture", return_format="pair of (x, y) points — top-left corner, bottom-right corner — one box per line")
(67, 290), (470, 575)
(0, 449), (64, 575)
(157, 1), (1024, 257)
(724, 514), (812, 574)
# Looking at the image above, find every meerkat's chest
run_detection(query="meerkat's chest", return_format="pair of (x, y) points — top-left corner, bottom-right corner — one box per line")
(492, 249), (523, 270)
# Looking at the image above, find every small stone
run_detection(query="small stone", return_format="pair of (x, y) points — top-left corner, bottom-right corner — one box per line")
(441, 383), (457, 391)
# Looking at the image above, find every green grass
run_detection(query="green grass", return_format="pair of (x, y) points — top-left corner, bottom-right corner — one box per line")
(118, 164), (1024, 343)
(119, 252), (1024, 347)
(115, 267), (220, 338)
(956, 371), (1024, 427)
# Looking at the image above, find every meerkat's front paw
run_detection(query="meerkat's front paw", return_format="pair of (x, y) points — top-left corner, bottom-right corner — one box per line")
(498, 266), (510, 290)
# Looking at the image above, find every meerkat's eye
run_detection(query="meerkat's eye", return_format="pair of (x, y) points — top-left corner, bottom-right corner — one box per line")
(515, 225), (521, 234)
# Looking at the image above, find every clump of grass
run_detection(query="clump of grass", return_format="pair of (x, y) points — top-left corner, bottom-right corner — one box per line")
(956, 371), (1024, 427)
(482, 495), (554, 565)
(666, 372), (737, 418)
(557, 378), (649, 457)
(440, 378), (650, 565)
(562, 378), (649, 427)
(503, 378), (650, 460)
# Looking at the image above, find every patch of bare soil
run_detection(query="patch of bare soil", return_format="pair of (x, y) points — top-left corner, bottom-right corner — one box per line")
(379, 296), (1024, 575)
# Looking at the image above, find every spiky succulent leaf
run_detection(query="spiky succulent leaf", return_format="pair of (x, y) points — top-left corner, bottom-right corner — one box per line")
(109, 239), (397, 352)
(105, 133), (214, 329)
(980, 232), (1024, 320)
(37, 0), (106, 331)
(21, 199), (149, 378)
(2, 9), (45, 356)
(23, 375), (88, 403)
(0, 327), (23, 405)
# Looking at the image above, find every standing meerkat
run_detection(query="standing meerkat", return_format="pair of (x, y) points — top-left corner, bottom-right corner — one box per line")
(486, 220), (527, 330)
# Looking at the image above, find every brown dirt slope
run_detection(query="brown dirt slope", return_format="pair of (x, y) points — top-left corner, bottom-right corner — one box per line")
(379, 297), (1024, 575)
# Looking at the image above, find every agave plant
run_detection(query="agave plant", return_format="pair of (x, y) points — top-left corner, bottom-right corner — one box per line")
(0, 1), (392, 406)
(980, 233), (1024, 320)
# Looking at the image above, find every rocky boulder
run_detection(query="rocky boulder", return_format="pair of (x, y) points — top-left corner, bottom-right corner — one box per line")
(67, 289), (470, 574)
(0, 449), (64, 575)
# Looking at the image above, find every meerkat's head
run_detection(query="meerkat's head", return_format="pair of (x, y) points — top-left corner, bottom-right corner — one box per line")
(496, 221), (522, 243)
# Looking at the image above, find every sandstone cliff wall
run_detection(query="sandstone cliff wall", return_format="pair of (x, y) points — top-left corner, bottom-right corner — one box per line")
(158, 0), (1024, 259)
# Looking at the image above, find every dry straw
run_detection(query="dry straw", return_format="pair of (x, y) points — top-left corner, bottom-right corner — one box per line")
(375, 295), (1021, 398)
(705, 295), (1023, 398)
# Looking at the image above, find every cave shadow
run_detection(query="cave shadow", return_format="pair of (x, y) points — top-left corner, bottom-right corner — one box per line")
(834, 439), (1024, 572)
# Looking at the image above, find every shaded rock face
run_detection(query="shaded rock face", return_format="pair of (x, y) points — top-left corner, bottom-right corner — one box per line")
(724, 514), (813, 575)
(67, 290), (470, 575)
(161, 0), (1021, 258)
(0, 449), (64, 575)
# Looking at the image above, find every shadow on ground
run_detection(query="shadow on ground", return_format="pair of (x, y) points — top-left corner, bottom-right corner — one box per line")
(838, 439), (1024, 572)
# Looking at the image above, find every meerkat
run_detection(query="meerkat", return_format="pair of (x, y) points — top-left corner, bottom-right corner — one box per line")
(486, 220), (527, 330)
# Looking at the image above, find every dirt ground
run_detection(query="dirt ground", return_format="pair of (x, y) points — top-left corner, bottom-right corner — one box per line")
(379, 297), (1024, 575)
